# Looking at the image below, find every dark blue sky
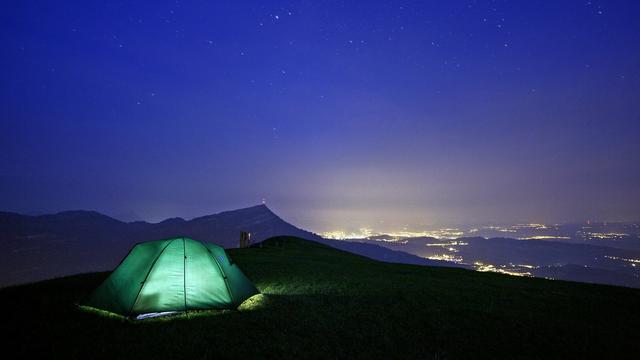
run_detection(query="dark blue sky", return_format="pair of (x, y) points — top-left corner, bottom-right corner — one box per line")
(2, 1), (639, 232)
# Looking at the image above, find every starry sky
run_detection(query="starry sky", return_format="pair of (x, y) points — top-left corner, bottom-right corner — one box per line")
(2, 1), (640, 232)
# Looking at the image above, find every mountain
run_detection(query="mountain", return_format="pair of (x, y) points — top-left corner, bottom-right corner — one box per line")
(0, 205), (456, 287)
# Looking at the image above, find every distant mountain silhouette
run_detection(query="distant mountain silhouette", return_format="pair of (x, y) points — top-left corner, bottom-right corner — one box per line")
(0, 205), (458, 287)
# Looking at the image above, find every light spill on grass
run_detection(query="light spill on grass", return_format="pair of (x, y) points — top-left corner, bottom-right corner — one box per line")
(77, 291), (270, 322)
(237, 293), (269, 311)
(78, 304), (230, 322)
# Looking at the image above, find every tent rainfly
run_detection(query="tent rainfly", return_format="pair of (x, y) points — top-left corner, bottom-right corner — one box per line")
(81, 237), (259, 316)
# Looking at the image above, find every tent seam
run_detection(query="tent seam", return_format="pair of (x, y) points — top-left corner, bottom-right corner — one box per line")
(205, 245), (236, 306)
(127, 238), (176, 316)
(183, 237), (188, 313)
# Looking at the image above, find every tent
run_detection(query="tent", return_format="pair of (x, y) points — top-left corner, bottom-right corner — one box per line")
(81, 237), (259, 317)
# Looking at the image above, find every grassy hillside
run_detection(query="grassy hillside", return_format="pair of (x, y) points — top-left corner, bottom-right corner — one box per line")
(3, 236), (639, 359)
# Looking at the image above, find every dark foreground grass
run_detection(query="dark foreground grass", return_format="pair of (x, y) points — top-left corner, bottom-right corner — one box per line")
(2, 236), (639, 359)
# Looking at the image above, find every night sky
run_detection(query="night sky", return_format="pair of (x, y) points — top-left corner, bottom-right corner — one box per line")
(2, 1), (639, 233)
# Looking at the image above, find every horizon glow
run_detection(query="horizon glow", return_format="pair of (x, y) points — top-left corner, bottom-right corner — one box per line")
(1, 1), (639, 231)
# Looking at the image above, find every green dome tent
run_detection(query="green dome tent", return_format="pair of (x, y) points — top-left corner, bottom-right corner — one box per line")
(81, 237), (259, 317)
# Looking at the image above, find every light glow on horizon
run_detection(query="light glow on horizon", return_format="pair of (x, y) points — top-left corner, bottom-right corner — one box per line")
(473, 262), (534, 277)
(604, 255), (640, 264)
(321, 228), (465, 240)
(518, 236), (571, 240)
(423, 254), (464, 263)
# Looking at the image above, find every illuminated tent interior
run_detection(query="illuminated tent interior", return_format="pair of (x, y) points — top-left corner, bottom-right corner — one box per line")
(81, 237), (259, 317)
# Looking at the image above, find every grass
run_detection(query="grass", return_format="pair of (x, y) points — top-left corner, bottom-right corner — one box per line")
(2, 236), (639, 359)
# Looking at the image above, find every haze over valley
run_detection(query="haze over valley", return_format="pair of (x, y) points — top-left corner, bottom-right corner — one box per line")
(2, 205), (638, 289)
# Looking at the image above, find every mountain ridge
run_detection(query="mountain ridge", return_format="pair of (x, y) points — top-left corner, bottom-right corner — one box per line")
(0, 204), (457, 287)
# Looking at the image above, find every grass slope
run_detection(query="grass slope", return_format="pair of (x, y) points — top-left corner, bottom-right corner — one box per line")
(3, 236), (639, 359)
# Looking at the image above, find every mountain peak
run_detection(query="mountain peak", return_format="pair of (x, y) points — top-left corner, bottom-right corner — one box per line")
(190, 203), (277, 222)
(240, 203), (272, 212)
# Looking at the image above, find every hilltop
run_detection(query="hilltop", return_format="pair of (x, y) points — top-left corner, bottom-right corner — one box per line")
(1, 205), (453, 287)
(2, 236), (639, 359)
